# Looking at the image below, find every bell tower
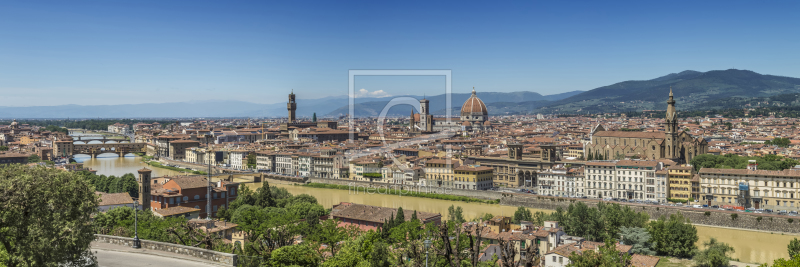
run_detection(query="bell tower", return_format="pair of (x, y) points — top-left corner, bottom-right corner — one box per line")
(664, 87), (678, 158)
(287, 90), (297, 123)
(138, 168), (152, 211)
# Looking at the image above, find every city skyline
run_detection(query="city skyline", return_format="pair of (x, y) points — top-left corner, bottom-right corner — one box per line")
(2, 1), (800, 106)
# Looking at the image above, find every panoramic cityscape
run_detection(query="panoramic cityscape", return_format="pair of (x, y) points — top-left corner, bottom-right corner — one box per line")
(3, 1), (800, 267)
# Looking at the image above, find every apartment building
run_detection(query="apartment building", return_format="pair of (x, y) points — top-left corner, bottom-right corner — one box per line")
(255, 151), (276, 172)
(312, 152), (336, 179)
(584, 161), (617, 199)
(668, 166), (693, 201)
(349, 158), (382, 181)
(583, 160), (661, 202)
(168, 140), (200, 160)
(228, 150), (249, 170)
(424, 158), (459, 187)
(615, 160), (658, 201)
(275, 153), (295, 175)
(539, 166), (584, 197)
(699, 165), (800, 211)
(453, 164), (494, 190)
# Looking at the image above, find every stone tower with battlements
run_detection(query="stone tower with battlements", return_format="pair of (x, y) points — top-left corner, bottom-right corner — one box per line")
(287, 90), (297, 122)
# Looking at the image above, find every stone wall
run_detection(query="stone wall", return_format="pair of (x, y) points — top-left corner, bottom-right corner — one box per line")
(501, 195), (800, 233)
(94, 234), (238, 266)
(306, 178), (504, 200)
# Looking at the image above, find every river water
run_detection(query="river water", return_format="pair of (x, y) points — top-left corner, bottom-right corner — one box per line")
(252, 182), (795, 264)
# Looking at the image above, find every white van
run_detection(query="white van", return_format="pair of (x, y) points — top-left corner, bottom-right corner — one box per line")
(692, 205), (702, 208)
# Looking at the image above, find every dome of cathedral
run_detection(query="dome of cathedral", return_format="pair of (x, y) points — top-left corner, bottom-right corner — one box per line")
(10, 119), (18, 126)
(461, 89), (488, 116)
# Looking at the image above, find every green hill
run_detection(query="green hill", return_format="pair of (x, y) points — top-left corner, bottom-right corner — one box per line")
(535, 69), (800, 114)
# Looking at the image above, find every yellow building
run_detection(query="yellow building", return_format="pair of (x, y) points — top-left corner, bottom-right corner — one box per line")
(19, 136), (39, 145)
(668, 165), (694, 201)
(699, 166), (800, 211)
(425, 158), (457, 187)
(454, 164), (494, 190)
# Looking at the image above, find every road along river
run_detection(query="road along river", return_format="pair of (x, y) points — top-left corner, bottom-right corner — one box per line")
(249, 181), (797, 265)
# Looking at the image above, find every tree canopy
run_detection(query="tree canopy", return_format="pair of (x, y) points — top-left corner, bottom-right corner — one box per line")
(0, 165), (99, 267)
(690, 153), (799, 172)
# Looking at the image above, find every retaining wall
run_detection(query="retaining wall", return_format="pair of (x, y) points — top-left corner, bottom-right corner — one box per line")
(501, 195), (800, 233)
(306, 178), (504, 200)
(94, 234), (238, 266)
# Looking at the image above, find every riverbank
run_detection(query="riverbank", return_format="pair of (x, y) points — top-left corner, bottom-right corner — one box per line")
(142, 160), (206, 175)
(303, 182), (500, 204)
(255, 179), (792, 264)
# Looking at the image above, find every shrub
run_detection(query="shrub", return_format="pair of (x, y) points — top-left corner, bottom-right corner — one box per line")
(789, 218), (794, 224)
(731, 214), (738, 220)
(757, 216), (763, 222)
(704, 211), (711, 216)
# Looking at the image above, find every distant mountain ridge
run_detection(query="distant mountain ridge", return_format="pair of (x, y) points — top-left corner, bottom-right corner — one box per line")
(3, 69), (795, 118)
(535, 69), (800, 114)
(0, 90), (583, 118)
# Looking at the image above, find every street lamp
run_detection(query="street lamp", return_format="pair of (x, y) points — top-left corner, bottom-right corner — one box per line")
(423, 238), (432, 267)
(132, 200), (141, 249)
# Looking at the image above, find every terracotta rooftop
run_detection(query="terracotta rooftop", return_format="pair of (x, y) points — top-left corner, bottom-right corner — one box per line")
(330, 202), (441, 224)
(96, 192), (134, 206)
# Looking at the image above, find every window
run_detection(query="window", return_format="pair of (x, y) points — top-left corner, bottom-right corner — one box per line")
(194, 195), (200, 200)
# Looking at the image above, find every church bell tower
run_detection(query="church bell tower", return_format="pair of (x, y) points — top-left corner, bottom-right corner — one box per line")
(664, 88), (679, 158)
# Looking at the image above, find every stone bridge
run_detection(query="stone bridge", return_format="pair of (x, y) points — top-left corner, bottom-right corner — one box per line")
(72, 142), (146, 158)
(72, 136), (131, 144)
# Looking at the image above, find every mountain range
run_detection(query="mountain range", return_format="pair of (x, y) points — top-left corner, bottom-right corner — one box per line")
(2, 69), (799, 118)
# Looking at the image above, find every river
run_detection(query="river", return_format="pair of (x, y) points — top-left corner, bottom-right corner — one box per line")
(250, 181), (795, 264)
(70, 132), (183, 177)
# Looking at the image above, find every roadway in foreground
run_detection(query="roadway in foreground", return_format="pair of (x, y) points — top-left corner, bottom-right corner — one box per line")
(91, 242), (223, 267)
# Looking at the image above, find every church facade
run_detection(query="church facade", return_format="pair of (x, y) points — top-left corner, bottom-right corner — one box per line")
(587, 89), (708, 163)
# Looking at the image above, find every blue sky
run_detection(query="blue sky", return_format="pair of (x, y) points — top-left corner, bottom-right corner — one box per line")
(1, 1), (799, 106)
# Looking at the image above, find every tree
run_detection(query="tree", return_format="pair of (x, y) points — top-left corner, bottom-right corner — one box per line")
(482, 213), (494, 221)
(0, 165), (99, 267)
(759, 255), (800, 267)
(566, 238), (632, 267)
(619, 226), (654, 255)
(308, 219), (352, 257)
(649, 212), (698, 258)
(789, 238), (800, 258)
(513, 206), (533, 223)
(246, 153), (257, 169)
(395, 207), (405, 225)
(369, 241), (391, 267)
(693, 238), (735, 267)
(0, 146), (8, 151)
(270, 244), (321, 267)
(447, 205), (465, 224)
(254, 180), (276, 208)
(27, 154), (41, 163)
(312, 113), (317, 122)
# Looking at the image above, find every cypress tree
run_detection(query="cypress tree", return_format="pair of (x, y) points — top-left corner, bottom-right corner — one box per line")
(411, 210), (418, 221)
(395, 207), (405, 225)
